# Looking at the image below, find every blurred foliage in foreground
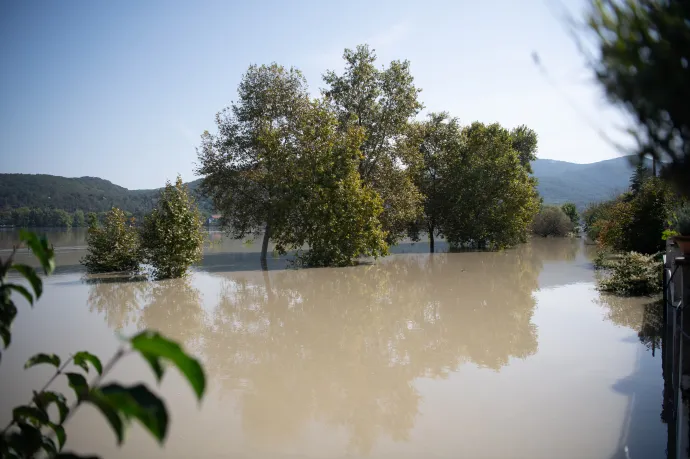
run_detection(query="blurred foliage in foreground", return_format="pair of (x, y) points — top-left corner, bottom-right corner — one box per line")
(0, 231), (206, 458)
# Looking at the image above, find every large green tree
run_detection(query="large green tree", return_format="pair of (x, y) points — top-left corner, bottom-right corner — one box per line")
(323, 45), (424, 243)
(274, 100), (389, 266)
(197, 64), (310, 267)
(439, 122), (541, 249)
(587, 0), (690, 196)
(405, 112), (464, 252)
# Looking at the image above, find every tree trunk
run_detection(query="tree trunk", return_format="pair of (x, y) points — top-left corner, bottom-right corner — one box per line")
(428, 224), (435, 253)
(260, 221), (271, 271)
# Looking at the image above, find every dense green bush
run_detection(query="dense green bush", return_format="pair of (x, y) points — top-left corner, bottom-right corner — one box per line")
(531, 206), (573, 237)
(141, 176), (205, 279)
(81, 208), (142, 273)
(1, 231), (206, 457)
(598, 251), (662, 296)
(584, 176), (677, 254)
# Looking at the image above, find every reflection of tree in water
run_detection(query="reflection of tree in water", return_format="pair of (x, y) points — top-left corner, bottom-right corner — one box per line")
(86, 276), (207, 351)
(203, 243), (543, 454)
(138, 278), (206, 349)
(86, 277), (149, 330)
(596, 295), (664, 351)
(527, 236), (580, 262)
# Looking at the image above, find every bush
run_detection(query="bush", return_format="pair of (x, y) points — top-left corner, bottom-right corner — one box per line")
(81, 208), (142, 273)
(141, 176), (205, 279)
(592, 249), (622, 270)
(531, 206), (573, 237)
(598, 251), (662, 296)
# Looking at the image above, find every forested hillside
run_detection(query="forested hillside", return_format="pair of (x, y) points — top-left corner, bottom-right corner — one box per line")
(532, 156), (647, 208)
(0, 174), (211, 227)
(0, 156), (641, 227)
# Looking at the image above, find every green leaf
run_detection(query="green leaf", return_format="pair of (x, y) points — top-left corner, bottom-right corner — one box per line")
(97, 383), (169, 443)
(48, 422), (66, 450)
(86, 391), (125, 445)
(13, 405), (49, 425)
(0, 325), (10, 348)
(19, 230), (55, 275)
(11, 264), (42, 299)
(4, 284), (33, 306)
(73, 351), (103, 375)
(25, 353), (61, 370)
(139, 351), (165, 383)
(130, 331), (205, 400)
(65, 372), (89, 401)
(34, 390), (69, 424)
(12, 422), (44, 456)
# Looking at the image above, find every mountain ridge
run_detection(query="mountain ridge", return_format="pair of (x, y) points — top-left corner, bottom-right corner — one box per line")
(0, 156), (643, 213)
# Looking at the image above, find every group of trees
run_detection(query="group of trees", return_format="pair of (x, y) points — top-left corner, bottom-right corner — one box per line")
(583, 163), (681, 295)
(82, 177), (205, 279)
(583, 164), (678, 255)
(0, 208), (86, 228)
(197, 45), (541, 264)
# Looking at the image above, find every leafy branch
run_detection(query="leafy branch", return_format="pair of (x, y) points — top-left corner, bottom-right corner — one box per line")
(0, 231), (206, 458)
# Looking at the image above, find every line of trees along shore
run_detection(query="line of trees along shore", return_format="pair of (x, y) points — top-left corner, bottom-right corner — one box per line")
(197, 44), (541, 266)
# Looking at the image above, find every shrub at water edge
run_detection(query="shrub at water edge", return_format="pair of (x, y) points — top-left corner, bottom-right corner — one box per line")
(598, 251), (662, 296)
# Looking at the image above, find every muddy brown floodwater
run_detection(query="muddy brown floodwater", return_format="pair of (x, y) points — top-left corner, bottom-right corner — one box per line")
(0, 230), (668, 458)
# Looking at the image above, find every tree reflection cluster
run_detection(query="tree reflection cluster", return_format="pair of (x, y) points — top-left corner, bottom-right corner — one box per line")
(85, 242), (570, 454)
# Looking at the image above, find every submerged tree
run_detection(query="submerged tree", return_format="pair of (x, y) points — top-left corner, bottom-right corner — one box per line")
(532, 206), (574, 237)
(81, 207), (141, 273)
(440, 122), (540, 249)
(323, 45), (424, 243)
(275, 100), (389, 266)
(405, 113), (464, 252)
(141, 176), (205, 279)
(197, 64), (310, 267)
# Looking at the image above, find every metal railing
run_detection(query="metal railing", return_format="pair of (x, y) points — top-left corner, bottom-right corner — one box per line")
(664, 252), (686, 459)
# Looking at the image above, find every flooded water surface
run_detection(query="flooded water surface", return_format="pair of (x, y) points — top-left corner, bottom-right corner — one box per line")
(0, 231), (667, 458)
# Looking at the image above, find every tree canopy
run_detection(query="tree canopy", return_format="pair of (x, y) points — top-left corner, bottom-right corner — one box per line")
(323, 45), (424, 243)
(587, 0), (690, 195)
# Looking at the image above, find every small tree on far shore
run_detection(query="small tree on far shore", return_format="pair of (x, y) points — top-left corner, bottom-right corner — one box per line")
(81, 207), (141, 273)
(141, 176), (205, 279)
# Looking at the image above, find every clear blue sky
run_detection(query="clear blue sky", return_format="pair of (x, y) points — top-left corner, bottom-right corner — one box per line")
(0, 0), (630, 189)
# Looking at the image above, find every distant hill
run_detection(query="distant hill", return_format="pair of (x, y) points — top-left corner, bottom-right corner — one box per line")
(0, 173), (211, 215)
(533, 155), (648, 209)
(0, 156), (642, 217)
